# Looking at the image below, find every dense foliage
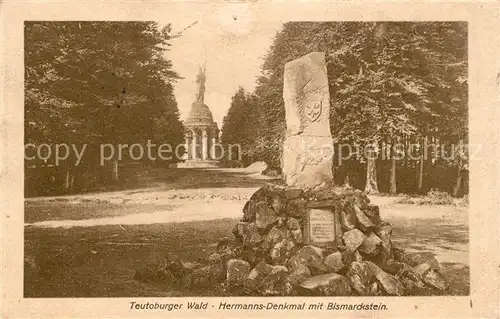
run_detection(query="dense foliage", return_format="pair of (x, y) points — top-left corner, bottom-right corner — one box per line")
(220, 87), (261, 164)
(25, 21), (184, 195)
(222, 22), (468, 195)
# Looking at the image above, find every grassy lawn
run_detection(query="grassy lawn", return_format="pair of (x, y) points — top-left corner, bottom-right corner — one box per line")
(26, 166), (271, 198)
(24, 168), (469, 297)
(24, 201), (176, 224)
(24, 219), (236, 297)
(24, 205), (469, 297)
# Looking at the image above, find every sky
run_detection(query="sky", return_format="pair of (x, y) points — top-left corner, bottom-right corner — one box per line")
(160, 4), (283, 127)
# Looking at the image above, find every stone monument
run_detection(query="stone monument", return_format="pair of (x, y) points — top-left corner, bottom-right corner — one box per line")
(178, 67), (221, 168)
(282, 52), (339, 247)
(282, 52), (334, 190)
(140, 52), (449, 297)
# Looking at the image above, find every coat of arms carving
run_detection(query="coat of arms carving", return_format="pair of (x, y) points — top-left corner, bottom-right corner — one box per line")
(304, 95), (323, 122)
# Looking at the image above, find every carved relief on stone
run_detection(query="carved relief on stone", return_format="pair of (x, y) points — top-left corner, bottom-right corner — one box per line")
(281, 52), (334, 190)
(304, 94), (323, 122)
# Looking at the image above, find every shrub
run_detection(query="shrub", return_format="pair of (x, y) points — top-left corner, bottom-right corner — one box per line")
(395, 189), (455, 206)
(419, 189), (454, 205)
(395, 194), (417, 204)
(455, 194), (469, 207)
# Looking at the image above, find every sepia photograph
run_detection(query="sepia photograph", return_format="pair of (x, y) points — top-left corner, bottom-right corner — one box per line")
(22, 19), (470, 299)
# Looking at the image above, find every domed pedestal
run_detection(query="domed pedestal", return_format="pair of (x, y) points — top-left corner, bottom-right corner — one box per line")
(178, 101), (221, 168)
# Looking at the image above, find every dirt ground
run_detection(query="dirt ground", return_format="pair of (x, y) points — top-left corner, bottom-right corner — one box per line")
(24, 167), (469, 297)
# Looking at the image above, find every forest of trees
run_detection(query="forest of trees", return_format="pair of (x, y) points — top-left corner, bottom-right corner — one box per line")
(221, 22), (468, 196)
(24, 22), (184, 196)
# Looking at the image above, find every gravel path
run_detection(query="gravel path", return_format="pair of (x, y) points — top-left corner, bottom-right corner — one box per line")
(25, 188), (468, 266)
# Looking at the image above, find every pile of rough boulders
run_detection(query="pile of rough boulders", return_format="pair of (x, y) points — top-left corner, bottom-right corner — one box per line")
(138, 184), (449, 296)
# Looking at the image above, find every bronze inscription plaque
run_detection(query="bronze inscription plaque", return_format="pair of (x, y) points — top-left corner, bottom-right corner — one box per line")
(305, 208), (336, 244)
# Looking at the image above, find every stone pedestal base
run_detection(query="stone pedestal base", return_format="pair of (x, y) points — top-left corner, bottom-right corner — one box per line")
(177, 159), (220, 168)
(221, 184), (448, 296)
(138, 184), (449, 296)
(282, 135), (334, 190)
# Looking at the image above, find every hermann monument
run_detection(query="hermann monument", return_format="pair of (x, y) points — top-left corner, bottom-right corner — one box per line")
(178, 67), (221, 168)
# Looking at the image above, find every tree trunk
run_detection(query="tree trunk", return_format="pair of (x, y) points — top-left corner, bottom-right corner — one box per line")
(64, 169), (70, 191)
(403, 134), (408, 168)
(112, 159), (119, 181)
(344, 174), (351, 187)
(417, 157), (424, 192)
(365, 157), (378, 194)
(364, 142), (379, 194)
(343, 160), (351, 187)
(453, 169), (463, 197)
(417, 137), (425, 193)
(69, 174), (75, 192)
(390, 153), (397, 195)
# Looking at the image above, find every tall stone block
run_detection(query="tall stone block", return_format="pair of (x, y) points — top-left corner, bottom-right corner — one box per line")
(282, 52), (334, 190)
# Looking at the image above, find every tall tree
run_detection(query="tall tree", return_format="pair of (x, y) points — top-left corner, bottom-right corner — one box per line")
(221, 87), (260, 165)
(237, 21), (467, 194)
(25, 21), (184, 191)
